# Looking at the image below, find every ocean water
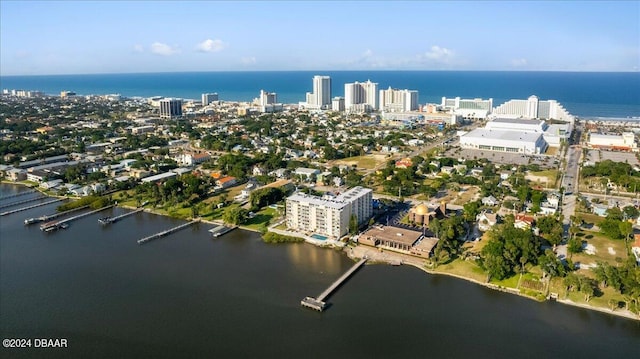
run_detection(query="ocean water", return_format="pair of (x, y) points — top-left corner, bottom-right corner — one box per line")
(1, 71), (639, 119)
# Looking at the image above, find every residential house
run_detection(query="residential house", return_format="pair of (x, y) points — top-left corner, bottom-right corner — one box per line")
(477, 210), (499, 232)
(216, 176), (237, 189)
(481, 195), (499, 206)
(514, 214), (535, 230)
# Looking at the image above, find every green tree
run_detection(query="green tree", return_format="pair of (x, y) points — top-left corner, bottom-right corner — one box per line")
(223, 207), (248, 225)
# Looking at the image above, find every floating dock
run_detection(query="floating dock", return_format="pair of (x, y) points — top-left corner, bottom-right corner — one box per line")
(301, 257), (368, 312)
(208, 224), (237, 237)
(137, 219), (199, 245)
(0, 195), (47, 210)
(40, 205), (114, 232)
(98, 208), (144, 225)
(1, 198), (65, 217)
(24, 205), (90, 225)
(0, 189), (37, 201)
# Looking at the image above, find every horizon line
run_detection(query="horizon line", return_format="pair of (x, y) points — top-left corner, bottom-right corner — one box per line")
(2, 69), (639, 77)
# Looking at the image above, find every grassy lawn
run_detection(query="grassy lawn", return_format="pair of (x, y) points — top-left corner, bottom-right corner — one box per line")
(530, 169), (559, 185)
(333, 155), (385, 170)
(243, 207), (278, 232)
(570, 229), (628, 266)
(433, 259), (487, 283)
(451, 186), (480, 205)
(490, 274), (520, 288)
(576, 212), (606, 226)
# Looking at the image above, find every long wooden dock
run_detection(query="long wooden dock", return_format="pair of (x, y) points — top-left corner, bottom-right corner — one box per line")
(98, 208), (144, 225)
(24, 205), (90, 225)
(137, 219), (199, 245)
(1, 198), (65, 216)
(0, 195), (47, 210)
(40, 205), (114, 231)
(301, 257), (367, 312)
(0, 189), (36, 201)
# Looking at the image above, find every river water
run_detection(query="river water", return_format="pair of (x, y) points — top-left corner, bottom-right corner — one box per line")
(1, 184), (638, 358)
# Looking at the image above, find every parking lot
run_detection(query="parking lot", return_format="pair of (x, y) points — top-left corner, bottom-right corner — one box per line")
(585, 149), (639, 166)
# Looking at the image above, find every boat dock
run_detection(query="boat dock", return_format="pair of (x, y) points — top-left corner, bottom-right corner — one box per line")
(40, 205), (114, 232)
(24, 205), (90, 225)
(0, 195), (47, 210)
(137, 219), (199, 245)
(1, 198), (65, 217)
(301, 257), (368, 312)
(0, 189), (37, 201)
(98, 208), (144, 225)
(208, 224), (237, 237)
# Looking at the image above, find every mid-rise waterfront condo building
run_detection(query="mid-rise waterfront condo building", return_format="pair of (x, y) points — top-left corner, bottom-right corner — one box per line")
(202, 93), (219, 105)
(492, 95), (575, 122)
(344, 80), (379, 112)
(159, 98), (182, 119)
(286, 186), (372, 239)
(303, 75), (332, 110)
(441, 97), (493, 120)
(379, 87), (419, 112)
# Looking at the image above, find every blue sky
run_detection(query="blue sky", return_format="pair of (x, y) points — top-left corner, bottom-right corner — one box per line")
(1, 1), (638, 75)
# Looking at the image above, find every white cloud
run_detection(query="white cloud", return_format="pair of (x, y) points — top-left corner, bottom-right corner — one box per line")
(196, 39), (225, 53)
(133, 44), (144, 53)
(422, 45), (454, 62)
(241, 56), (257, 65)
(511, 58), (528, 67)
(150, 42), (179, 56)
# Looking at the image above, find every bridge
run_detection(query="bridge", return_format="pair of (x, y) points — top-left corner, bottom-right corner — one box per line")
(301, 257), (367, 312)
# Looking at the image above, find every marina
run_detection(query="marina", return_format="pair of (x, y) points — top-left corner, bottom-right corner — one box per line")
(137, 219), (199, 245)
(98, 208), (144, 225)
(24, 205), (90, 225)
(208, 224), (237, 237)
(40, 205), (114, 232)
(1, 198), (65, 216)
(301, 257), (368, 311)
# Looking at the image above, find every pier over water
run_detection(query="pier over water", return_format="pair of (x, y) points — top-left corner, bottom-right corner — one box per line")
(301, 257), (367, 311)
(137, 219), (199, 245)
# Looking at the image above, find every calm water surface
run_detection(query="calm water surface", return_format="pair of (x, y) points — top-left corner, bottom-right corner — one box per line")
(1, 184), (638, 358)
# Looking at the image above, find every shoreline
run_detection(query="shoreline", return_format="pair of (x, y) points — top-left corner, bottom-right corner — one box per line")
(344, 244), (640, 322)
(2, 182), (638, 322)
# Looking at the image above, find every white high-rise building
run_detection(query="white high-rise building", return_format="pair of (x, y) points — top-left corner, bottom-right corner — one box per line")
(344, 80), (378, 112)
(286, 186), (372, 239)
(379, 87), (419, 112)
(202, 93), (219, 105)
(303, 75), (332, 110)
(492, 95), (575, 122)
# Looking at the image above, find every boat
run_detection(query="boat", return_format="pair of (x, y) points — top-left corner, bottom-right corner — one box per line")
(24, 218), (38, 225)
(59, 223), (69, 229)
(98, 216), (112, 225)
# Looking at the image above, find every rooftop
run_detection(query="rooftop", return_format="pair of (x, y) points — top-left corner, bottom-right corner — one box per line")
(361, 225), (422, 246)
